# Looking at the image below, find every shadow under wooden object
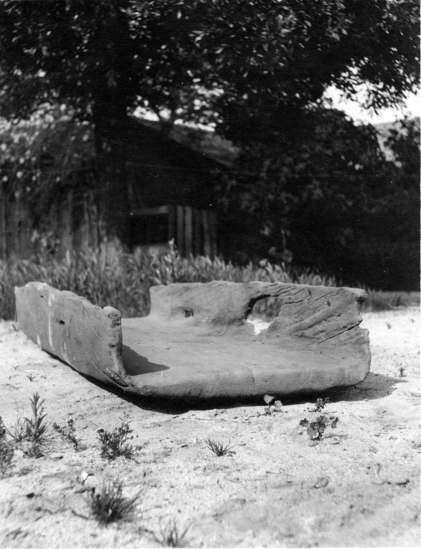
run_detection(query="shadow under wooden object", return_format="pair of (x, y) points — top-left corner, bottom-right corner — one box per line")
(14, 281), (371, 399)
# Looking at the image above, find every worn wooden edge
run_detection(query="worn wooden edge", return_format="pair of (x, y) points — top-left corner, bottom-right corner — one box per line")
(14, 282), (128, 387)
(149, 281), (369, 341)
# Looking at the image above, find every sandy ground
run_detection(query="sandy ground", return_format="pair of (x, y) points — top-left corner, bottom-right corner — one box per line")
(0, 305), (420, 548)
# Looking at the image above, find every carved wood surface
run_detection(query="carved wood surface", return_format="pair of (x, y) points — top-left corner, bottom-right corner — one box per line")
(15, 281), (371, 399)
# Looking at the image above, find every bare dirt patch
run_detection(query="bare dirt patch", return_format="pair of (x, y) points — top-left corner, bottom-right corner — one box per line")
(0, 306), (420, 547)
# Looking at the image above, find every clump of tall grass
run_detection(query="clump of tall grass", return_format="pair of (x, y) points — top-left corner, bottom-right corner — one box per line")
(360, 290), (420, 312)
(0, 243), (338, 320)
(0, 249), (150, 320)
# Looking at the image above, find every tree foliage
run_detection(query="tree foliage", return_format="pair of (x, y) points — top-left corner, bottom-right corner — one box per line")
(0, 0), (419, 286)
(1, 0), (418, 135)
(220, 111), (419, 289)
(0, 108), (94, 217)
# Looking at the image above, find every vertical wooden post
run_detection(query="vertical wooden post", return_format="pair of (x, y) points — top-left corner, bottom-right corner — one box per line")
(81, 192), (90, 252)
(75, 188), (90, 254)
(8, 196), (17, 257)
(168, 205), (175, 244)
(89, 188), (99, 250)
(209, 211), (217, 258)
(193, 208), (201, 255)
(16, 200), (22, 256)
(202, 209), (211, 257)
(59, 190), (73, 259)
(184, 206), (192, 256)
(176, 205), (184, 256)
(17, 199), (31, 258)
(0, 186), (7, 259)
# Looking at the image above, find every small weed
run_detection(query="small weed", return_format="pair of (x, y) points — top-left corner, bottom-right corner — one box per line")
(27, 373), (35, 382)
(263, 394), (283, 415)
(205, 438), (235, 457)
(98, 414), (135, 460)
(9, 393), (49, 446)
(10, 417), (28, 443)
(25, 393), (48, 442)
(53, 418), (81, 451)
(299, 415), (339, 443)
(398, 366), (406, 378)
(87, 479), (139, 525)
(155, 518), (189, 547)
(310, 397), (330, 413)
(386, 322), (392, 329)
(0, 417), (15, 477)
(1, 417), (7, 440)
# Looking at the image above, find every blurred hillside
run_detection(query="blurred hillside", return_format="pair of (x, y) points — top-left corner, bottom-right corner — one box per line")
(375, 117), (420, 165)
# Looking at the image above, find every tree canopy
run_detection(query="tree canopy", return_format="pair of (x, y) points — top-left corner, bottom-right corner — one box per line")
(1, 0), (418, 133)
(0, 0), (419, 278)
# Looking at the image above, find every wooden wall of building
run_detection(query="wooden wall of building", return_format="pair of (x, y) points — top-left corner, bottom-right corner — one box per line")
(130, 205), (217, 258)
(0, 189), (33, 259)
(0, 118), (222, 260)
(0, 189), (217, 260)
(0, 185), (100, 260)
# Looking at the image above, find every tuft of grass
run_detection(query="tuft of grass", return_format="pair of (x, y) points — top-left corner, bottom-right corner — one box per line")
(87, 479), (139, 525)
(0, 417), (14, 477)
(362, 290), (419, 313)
(98, 415), (135, 460)
(205, 438), (235, 457)
(155, 518), (189, 548)
(53, 418), (81, 451)
(8, 393), (49, 458)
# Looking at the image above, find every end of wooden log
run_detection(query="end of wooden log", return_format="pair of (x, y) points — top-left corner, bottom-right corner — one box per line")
(14, 282), (128, 387)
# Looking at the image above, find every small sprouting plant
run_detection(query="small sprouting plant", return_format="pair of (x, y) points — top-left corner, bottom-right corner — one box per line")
(10, 417), (28, 443)
(97, 414), (134, 460)
(25, 392), (49, 442)
(0, 417), (7, 440)
(27, 373), (35, 382)
(398, 366), (406, 378)
(87, 479), (139, 525)
(0, 417), (14, 477)
(299, 415), (339, 442)
(155, 518), (189, 548)
(263, 394), (283, 415)
(310, 397), (330, 413)
(205, 438), (234, 457)
(386, 322), (392, 329)
(53, 418), (80, 451)
(8, 393), (49, 455)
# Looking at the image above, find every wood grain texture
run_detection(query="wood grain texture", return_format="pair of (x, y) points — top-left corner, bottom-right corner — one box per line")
(15, 281), (371, 399)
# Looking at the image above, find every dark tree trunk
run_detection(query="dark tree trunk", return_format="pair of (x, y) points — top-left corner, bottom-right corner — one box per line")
(89, 0), (135, 257)
(93, 99), (130, 254)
